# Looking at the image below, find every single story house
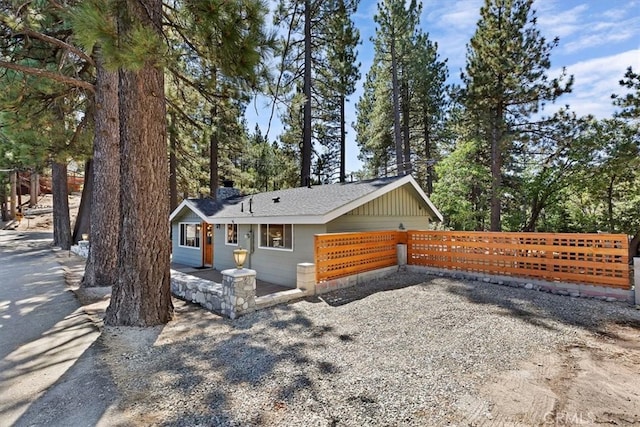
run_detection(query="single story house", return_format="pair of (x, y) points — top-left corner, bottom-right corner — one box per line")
(169, 174), (443, 287)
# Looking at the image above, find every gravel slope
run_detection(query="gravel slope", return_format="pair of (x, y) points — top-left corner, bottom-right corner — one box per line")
(99, 271), (640, 426)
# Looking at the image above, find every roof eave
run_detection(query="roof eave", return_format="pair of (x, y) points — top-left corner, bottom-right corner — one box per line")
(169, 199), (210, 223)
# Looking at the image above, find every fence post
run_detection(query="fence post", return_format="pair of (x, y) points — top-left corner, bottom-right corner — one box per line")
(634, 258), (640, 306)
(397, 244), (407, 266)
(297, 263), (316, 295)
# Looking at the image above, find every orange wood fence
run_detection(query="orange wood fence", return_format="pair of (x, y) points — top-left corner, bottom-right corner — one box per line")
(407, 231), (631, 289)
(315, 231), (401, 283)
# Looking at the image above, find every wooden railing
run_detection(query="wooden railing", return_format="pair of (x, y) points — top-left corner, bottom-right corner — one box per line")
(407, 231), (631, 289)
(315, 231), (401, 283)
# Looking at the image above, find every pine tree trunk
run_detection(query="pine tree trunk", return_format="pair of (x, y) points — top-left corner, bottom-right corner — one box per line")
(29, 170), (38, 207)
(72, 160), (92, 244)
(52, 162), (72, 250)
(301, 0), (312, 187)
(105, 0), (173, 326)
(607, 174), (616, 233)
(9, 170), (16, 219)
(210, 103), (219, 199)
(0, 184), (7, 221)
(81, 55), (120, 288)
(340, 94), (346, 183)
(169, 112), (178, 211)
(424, 114), (432, 196)
(402, 80), (411, 174)
(390, 35), (404, 176)
(490, 104), (503, 231)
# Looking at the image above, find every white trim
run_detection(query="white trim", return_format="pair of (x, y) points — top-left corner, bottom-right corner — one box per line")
(169, 199), (209, 223)
(190, 175), (444, 225)
(258, 223), (294, 251)
(224, 223), (238, 246)
(321, 175), (444, 223)
(178, 222), (202, 249)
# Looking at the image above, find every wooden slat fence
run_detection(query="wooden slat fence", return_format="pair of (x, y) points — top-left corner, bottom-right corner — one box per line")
(315, 231), (401, 283)
(407, 231), (631, 289)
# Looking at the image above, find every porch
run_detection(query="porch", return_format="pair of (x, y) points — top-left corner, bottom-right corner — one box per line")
(170, 263), (291, 297)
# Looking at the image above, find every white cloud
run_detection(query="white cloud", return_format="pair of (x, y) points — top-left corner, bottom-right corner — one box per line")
(536, 2), (590, 39)
(549, 49), (640, 118)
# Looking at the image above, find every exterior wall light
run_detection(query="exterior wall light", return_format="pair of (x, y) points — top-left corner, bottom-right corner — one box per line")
(233, 248), (248, 269)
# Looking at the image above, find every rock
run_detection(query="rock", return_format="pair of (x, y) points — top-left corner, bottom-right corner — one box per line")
(524, 283), (533, 290)
(605, 297), (617, 302)
(482, 278), (491, 283)
(570, 292), (580, 298)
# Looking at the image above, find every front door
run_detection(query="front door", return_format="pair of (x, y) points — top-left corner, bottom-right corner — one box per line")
(203, 223), (213, 266)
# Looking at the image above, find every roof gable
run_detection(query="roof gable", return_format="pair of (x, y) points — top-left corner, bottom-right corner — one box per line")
(169, 175), (443, 224)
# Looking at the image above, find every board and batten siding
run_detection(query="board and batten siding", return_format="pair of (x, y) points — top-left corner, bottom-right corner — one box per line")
(327, 186), (432, 232)
(171, 209), (203, 266)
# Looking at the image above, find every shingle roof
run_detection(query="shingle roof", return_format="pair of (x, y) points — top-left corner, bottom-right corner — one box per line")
(170, 175), (443, 224)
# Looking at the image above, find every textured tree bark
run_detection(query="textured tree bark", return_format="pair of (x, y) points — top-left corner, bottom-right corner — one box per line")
(9, 170), (16, 219)
(29, 170), (38, 207)
(80, 58), (120, 287)
(105, 0), (173, 325)
(81, 55), (121, 288)
(169, 112), (178, 211)
(52, 162), (72, 249)
(0, 184), (7, 221)
(423, 115), (432, 196)
(490, 103), (503, 232)
(72, 160), (92, 244)
(402, 80), (411, 174)
(301, 0), (312, 187)
(339, 94), (346, 183)
(390, 34), (404, 176)
(210, 102), (219, 199)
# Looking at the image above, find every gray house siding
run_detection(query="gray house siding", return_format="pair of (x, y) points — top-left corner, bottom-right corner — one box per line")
(211, 224), (325, 287)
(171, 209), (203, 266)
(213, 223), (252, 272)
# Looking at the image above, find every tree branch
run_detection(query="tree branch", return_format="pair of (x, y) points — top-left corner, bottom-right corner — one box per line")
(0, 60), (94, 92)
(16, 28), (95, 66)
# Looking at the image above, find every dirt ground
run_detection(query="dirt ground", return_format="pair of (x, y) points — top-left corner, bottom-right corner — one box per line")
(1, 193), (81, 232)
(59, 250), (640, 426)
(14, 197), (640, 426)
(471, 323), (640, 426)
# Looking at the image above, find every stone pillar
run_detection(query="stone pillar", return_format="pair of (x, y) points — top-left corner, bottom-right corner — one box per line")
(221, 268), (257, 319)
(397, 243), (407, 266)
(634, 258), (640, 306)
(297, 262), (316, 295)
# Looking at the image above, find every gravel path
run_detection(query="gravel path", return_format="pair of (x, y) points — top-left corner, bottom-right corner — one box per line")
(98, 270), (640, 426)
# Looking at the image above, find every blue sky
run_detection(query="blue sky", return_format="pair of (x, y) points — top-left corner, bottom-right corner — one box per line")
(246, 0), (640, 174)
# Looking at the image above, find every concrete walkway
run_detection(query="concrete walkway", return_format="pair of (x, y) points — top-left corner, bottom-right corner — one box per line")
(0, 231), (125, 426)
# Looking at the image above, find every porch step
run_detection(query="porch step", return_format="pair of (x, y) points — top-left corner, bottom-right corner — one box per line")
(255, 289), (306, 309)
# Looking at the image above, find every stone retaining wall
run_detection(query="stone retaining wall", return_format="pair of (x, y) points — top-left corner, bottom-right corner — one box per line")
(171, 268), (257, 319)
(70, 241), (89, 258)
(171, 269), (224, 313)
(406, 265), (634, 303)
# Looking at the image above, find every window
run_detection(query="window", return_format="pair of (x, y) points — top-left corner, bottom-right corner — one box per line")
(179, 223), (201, 248)
(259, 224), (293, 250)
(226, 223), (238, 245)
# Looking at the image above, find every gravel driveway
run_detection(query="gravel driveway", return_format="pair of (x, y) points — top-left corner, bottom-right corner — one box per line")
(99, 271), (640, 426)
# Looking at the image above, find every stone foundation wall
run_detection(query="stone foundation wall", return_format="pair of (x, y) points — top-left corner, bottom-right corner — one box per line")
(70, 241), (90, 258)
(170, 268), (257, 319)
(315, 266), (398, 295)
(170, 270), (224, 313)
(407, 265), (634, 303)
